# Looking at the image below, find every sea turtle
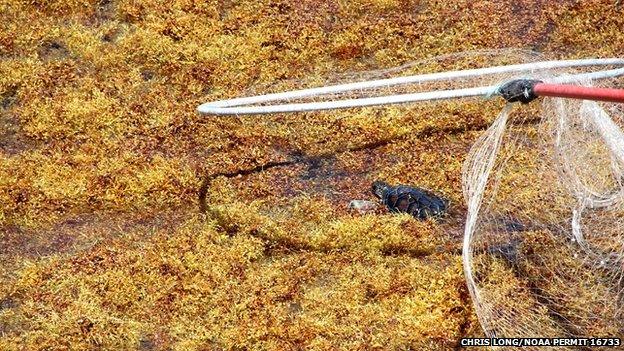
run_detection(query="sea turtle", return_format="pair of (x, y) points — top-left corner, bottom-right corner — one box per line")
(372, 181), (448, 220)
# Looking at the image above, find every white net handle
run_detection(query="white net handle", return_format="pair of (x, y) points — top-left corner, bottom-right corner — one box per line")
(197, 59), (624, 115)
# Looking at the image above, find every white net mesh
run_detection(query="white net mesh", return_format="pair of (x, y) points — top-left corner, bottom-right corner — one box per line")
(462, 66), (624, 347)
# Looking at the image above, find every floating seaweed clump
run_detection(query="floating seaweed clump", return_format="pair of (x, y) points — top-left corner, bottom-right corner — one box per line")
(0, 0), (623, 349)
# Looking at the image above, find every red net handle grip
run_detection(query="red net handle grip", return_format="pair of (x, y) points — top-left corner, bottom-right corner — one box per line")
(533, 83), (624, 103)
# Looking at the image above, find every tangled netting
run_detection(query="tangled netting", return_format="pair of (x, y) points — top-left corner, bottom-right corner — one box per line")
(462, 63), (624, 345)
(200, 49), (624, 348)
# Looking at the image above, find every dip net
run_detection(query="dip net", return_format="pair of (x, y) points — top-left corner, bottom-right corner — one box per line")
(199, 50), (624, 347)
(463, 66), (624, 343)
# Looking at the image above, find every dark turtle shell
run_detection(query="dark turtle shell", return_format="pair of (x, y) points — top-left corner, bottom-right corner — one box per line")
(372, 181), (448, 220)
